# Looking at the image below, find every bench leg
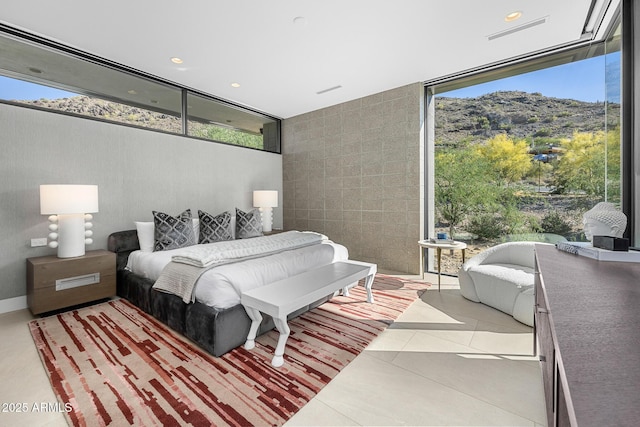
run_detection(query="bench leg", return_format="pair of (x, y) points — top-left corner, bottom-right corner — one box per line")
(272, 316), (291, 368)
(243, 306), (263, 350)
(364, 273), (375, 303)
(341, 284), (351, 297)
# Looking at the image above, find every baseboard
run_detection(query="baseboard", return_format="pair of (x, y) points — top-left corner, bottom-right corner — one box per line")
(0, 296), (28, 314)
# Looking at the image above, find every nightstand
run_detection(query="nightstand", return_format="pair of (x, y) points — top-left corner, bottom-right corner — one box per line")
(27, 249), (116, 315)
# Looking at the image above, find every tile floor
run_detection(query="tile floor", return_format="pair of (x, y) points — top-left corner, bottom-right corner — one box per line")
(0, 273), (546, 427)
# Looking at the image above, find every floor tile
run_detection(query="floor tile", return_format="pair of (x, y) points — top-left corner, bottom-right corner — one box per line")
(312, 353), (536, 426)
(0, 310), (67, 427)
(392, 351), (546, 424)
(285, 399), (358, 426)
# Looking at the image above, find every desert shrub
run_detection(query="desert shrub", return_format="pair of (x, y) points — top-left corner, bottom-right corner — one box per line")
(540, 211), (572, 235)
(525, 214), (543, 233)
(476, 116), (490, 130)
(534, 128), (552, 137)
(466, 213), (506, 240)
(505, 210), (542, 235)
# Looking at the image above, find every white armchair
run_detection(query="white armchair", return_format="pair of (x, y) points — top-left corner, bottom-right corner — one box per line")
(458, 241), (549, 326)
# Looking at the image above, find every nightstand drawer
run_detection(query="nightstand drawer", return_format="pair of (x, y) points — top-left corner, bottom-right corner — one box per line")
(27, 250), (116, 315)
(27, 250), (115, 290)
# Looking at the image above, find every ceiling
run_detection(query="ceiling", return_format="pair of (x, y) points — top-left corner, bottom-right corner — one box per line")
(0, 0), (617, 119)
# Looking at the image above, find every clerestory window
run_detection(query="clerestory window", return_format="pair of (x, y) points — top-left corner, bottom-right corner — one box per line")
(0, 26), (280, 153)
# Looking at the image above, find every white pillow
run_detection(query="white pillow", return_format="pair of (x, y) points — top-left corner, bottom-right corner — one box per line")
(135, 221), (154, 252)
(135, 218), (200, 252)
(193, 218), (200, 239)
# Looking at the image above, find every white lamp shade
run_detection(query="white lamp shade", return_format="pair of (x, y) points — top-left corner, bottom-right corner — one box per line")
(253, 190), (278, 208)
(40, 185), (99, 214)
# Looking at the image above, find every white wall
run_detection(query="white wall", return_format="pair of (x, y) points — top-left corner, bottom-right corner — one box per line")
(0, 103), (282, 307)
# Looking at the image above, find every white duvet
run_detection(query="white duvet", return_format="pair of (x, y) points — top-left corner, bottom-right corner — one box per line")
(125, 239), (349, 309)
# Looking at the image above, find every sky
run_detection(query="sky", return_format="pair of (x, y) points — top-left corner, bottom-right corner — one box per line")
(0, 52), (621, 104)
(440, 53), (621, 104)
(0, 76), (76, 100)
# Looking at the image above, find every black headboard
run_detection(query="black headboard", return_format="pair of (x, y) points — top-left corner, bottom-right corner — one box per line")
(107, 230), (140, 271)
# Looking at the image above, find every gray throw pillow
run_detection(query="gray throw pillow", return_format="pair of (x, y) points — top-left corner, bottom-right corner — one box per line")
(153, 209), (196, 251)
(235, 208), (263, 239)
(198, 210), (233, 243)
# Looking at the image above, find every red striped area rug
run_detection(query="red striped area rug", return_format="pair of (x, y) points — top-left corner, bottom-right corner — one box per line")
(29, 274), (429, 427)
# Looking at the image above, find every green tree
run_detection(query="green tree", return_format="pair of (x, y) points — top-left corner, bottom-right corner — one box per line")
(191, 124), (264, 149)
(435, 148), (498, 237)
(553, 129), (620, 199)
(475, 134), (532, 186)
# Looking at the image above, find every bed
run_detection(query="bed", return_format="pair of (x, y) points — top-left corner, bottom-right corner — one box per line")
(107, 228), (349, 357)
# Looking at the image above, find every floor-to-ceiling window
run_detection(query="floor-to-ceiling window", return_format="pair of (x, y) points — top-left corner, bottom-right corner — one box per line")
(425, 20), (622, 275)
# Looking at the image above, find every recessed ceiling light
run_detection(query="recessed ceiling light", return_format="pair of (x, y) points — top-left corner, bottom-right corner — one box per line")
(170, 57), (183, 64)
(505, 11), (522, 22)
(127, 90), (137, 95)
(231, 82), (241, 88)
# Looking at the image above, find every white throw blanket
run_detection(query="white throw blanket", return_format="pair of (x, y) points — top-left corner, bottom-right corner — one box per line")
(153, 231), (327, 302)
(172, 231), (326, 267)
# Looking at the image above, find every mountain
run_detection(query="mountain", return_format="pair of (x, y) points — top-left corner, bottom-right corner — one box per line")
(434, 90), (619, 146)
(13, 90), (619, 146)
(13, 96), (182, 133)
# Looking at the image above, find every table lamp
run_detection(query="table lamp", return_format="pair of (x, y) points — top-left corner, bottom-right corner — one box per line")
(253, 190), (278, 232)
(40, 185), (99, 258)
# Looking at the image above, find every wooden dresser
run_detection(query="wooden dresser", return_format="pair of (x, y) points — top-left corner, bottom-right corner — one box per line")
(27, 249), (116, 315)
(534, 244), (640, 427)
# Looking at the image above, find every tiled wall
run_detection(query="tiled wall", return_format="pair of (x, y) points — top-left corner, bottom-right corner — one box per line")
(282, 83), (424, 274)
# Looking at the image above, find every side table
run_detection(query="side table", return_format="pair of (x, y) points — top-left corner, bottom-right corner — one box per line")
(418, 240), (467, 291)
(27, 249), (116, 315)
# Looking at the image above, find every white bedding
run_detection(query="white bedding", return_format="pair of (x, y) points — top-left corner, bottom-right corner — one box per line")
(126, 239), (348, 309)
(171, 230), (325, 268)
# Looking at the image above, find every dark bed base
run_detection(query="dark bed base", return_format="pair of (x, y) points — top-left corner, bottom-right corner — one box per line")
(107, 230), (330, 357)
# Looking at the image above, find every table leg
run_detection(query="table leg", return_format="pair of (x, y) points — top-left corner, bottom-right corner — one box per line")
(243, 306), (263, 350)
(462, 248), (466, 264)
(437, 247), (442, 291)
(420, 246), (425, 280)
(272, 316), (291, 367)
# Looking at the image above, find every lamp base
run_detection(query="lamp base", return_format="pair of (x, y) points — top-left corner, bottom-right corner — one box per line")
(56, 214), (87, 258)
(259, 207), (273, 233)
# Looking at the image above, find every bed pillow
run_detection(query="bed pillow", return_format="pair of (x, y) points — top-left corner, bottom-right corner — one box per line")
(153, 209), (197, 251)
(135, 218), (198, 252)
(235, 208), (263, 239)
(134, 221), (155, 252)
(198, 210), (233, 243)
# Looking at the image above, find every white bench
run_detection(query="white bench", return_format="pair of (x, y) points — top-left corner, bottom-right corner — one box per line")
(241, 260), (377, 367)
